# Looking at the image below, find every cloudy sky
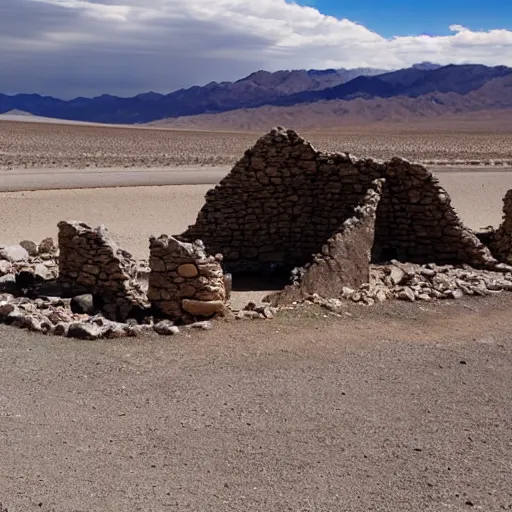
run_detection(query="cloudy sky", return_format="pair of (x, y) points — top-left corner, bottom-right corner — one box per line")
(2, 0), (512, 98)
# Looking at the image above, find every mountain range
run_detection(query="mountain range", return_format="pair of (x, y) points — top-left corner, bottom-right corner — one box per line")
(1, 63), (512, 127)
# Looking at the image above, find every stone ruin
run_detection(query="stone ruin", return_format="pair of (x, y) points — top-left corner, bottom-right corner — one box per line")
(182, 128), (495, 274)
(3, 126), (512, 338)
(148, 235), (226, 320)
(58, 221), (148, 321)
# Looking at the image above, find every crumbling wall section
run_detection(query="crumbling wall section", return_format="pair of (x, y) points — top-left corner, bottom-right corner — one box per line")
(148, 235), (226, 320)
(182, 127), (495, 269)
(372, 158), (495, 267)
(269, 179), (384, 305)
(182, 128), (368, 270)
(490, 189), (512, 264)
(58, 221), (148, 321)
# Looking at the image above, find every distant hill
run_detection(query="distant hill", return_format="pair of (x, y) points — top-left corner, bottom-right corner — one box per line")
(1, 109), (34, 116)
(0, 67), (385, 124)
(1, 64), (511, 126)
(152, 74), (512, 131)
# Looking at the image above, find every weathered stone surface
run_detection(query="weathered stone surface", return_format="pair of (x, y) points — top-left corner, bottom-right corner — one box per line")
(269, 180), (383, 305)
(0, 301), (16, 318)
(68, 322), (103, 340)
(177, 263), (199, 278)
(58, 221), (148, 321)
(0, 245), (29, 262)
(149, 235), (226, 321)
(182, 127), (495, 270)
(389, 266), (406, 286)
(0, 274), (17, 293)
(70, 294), (96, 315)
(398, 288), (416, 302)
(0, 261), (12, 276)
(19, 240), (38, 257)
(54, 323), (70, 336)
(182, 299), (225, 317)
(154, 320), (180, 336)
(489, 190), (512, 264)
(184, 321), (214, 331)
(38, 237), (57, 255)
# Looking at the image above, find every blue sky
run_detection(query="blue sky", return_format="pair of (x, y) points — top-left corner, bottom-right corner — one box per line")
(298, 0), (512, 37)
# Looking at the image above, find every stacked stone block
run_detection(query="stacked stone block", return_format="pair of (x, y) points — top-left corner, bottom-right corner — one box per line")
(490, 189), (512, 264)
(182, 127), (496, 270)
(58, 221), (148, 321)
(148, 235), (226, 320)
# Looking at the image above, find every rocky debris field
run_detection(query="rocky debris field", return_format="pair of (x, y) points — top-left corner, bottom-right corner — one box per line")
(298, 260), (512, 312)
(3, 235), (512, 340)
(0, 237), (278, 340)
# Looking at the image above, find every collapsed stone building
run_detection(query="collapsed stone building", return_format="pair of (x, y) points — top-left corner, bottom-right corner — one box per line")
(180, 127), (500, 302)
(3, 127), (512, 338)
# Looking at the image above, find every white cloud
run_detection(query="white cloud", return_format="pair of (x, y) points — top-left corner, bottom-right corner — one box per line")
(1, 0), (512, 97)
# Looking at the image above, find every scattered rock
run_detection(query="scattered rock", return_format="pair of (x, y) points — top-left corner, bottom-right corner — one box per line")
(68, 322), (103, 340)
(184, 321), (214, 331)
(398, 288), (416, 302)
(389, 266), (406, 286)
(70, 294), (96, 315)
(0, 301), (16, 318)
(54, 323), (70, 336)
(0, 245), (29, 263)
(38, 237), (57, 255)
(0, 274), (17, 293)
(0, 261), (12, 276)
(154, 320), (180, 336)
(182, 299), (225, 317)
(19, 240), (38, 257)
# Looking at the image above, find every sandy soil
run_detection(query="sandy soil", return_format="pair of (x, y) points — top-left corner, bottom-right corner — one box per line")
(1, 294), (512, 512)
(0, 185), (211, 259)
(1, 170), (511, 260)
(2, 119), (512, 170)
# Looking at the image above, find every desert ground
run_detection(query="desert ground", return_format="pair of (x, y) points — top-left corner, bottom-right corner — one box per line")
(1, 119), (512, 511)
(1, 170), (512, 258)
(2, 119), (512, 170)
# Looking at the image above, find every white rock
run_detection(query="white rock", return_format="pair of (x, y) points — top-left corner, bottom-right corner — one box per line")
(397, 288), (415, 302)
(0, 301), (15, 318)
(67, 322), (104, 340)
(154, 320), (180, 336)
(0, 261), (12, 276)
(0, 245), (29, 262)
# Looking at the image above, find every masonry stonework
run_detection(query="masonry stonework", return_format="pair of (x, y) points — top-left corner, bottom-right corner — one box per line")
(58, 221), (148, 321)
(182, 128), (495, 271)
(490, 189), (512, 264)
(148, 235), (226, 320)
(269, 179), (384, 305)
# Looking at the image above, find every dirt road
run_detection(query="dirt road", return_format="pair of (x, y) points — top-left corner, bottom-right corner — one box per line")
(0, 166), (231, 192)
(2, 165), (512, 192)
(1, 296), (511, 511)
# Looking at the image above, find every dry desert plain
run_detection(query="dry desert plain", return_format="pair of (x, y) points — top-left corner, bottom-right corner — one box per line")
(1, 119), (512, 512)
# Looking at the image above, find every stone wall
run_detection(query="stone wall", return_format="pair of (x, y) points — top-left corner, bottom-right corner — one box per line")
(490, 189), (512, 263)
(58, 221), (148, 321)
(148, 235), (226, 320)
(269, 179), (384, 305)
(182, 128), (495, 270)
